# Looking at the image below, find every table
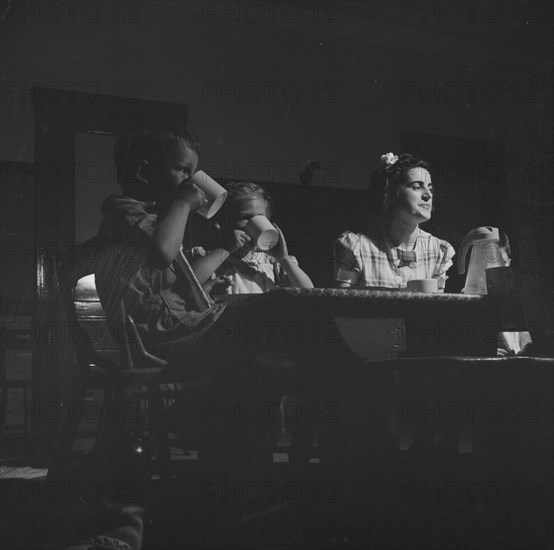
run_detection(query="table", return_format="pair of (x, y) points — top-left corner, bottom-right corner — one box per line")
(217, 287), (502, 359)
(201, 290), (554, 548)
(212, 288), (552, 460)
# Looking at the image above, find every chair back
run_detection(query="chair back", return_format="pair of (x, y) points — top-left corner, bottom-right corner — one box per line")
(58, 234), (167, 373)
(72, 273), (132, 370)
(55, 234), (129, 373)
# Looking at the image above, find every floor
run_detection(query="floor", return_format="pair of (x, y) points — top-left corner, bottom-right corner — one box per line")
(1, 429), (553, 550)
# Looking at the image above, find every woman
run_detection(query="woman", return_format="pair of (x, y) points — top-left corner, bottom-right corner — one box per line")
(334, 152), (455, 291)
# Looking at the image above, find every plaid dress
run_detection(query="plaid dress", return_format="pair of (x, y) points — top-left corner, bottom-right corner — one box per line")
(334, 223), (455, 291)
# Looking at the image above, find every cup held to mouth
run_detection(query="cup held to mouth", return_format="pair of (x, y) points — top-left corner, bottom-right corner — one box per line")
(245, 215), (279, 251)
(189, 170), (228, 218)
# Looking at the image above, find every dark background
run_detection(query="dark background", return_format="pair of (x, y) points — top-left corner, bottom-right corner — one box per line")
(0, 3), (553, 549)
(1, 0), (552, 427)
(1, 0), (552, 303)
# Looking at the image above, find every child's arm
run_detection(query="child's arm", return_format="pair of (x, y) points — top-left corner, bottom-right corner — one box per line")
(271, 224), (314, 289)
(189, 229), (252, 284)
(152, 183), (205, 268)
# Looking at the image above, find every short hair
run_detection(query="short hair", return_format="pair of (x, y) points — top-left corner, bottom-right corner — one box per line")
(369, 153), (431, 214)
(223, 181), (274, 219)
(114, 119), (200, 192)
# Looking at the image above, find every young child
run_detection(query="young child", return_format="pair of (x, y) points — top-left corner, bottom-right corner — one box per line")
(188, 181), (313, 294)
(187, 182), (314, 465)
(96, 120), (226, 349)
(67, 121), (228, 550)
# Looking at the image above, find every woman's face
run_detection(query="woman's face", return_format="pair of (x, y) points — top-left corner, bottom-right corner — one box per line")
(391, 167), (433, 222)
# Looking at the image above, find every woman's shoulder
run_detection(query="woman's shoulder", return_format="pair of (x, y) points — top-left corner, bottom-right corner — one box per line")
(336, 230), (363, 248)
(419, 228), (455, 256)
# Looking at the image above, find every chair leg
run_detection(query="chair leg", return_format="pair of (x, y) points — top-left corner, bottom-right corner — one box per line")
(48, 377), (121, 481)
(47, 388), (87, 482)
(148, 383), (172, 482)
(96, 385), (115, 447)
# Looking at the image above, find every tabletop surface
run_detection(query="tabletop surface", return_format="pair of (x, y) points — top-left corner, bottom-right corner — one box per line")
(218, 287), (488, 305)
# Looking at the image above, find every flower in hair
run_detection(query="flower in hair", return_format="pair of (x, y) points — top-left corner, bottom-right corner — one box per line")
(380, 152), (398, 168)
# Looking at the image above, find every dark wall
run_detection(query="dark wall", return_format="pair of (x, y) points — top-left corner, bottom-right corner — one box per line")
(1, 1), (552, 292)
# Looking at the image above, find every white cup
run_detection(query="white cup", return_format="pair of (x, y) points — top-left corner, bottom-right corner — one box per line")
(245, 215), (279, 251)
(189, 170), (228, 219)
(407, 278), (438, 293)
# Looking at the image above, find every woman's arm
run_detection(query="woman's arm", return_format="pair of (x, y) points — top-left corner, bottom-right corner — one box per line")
(333, 232), (360, 288)
(434, 240), (456, 293)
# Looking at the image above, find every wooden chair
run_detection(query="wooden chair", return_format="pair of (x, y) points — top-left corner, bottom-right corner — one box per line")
(46, 235), (176, 483)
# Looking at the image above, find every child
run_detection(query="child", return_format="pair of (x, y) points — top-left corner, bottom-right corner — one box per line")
(67, 121), (228, 550)
(188, 181), (313, 293)
(95, 120), (226, 348)
(97, 118), (247, 502)
(334, 152), (455, 291)
(187, 181), (314, 465)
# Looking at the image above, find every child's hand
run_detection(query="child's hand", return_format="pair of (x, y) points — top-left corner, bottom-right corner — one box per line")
(222, 229), (252, 253)
(268, 223), (289, 260)
(203, 275), (233, 297)
(176, 182), (206, 212)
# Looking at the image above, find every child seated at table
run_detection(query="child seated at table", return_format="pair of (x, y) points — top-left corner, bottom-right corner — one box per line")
(72, 121), (233, 550)
(188, 181), (313, 293)
(96, 119), (226, 349)
(187, 182), (315, 464)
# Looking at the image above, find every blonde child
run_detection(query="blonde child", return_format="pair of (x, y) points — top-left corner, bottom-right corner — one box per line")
(189, 181), (313, 293)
